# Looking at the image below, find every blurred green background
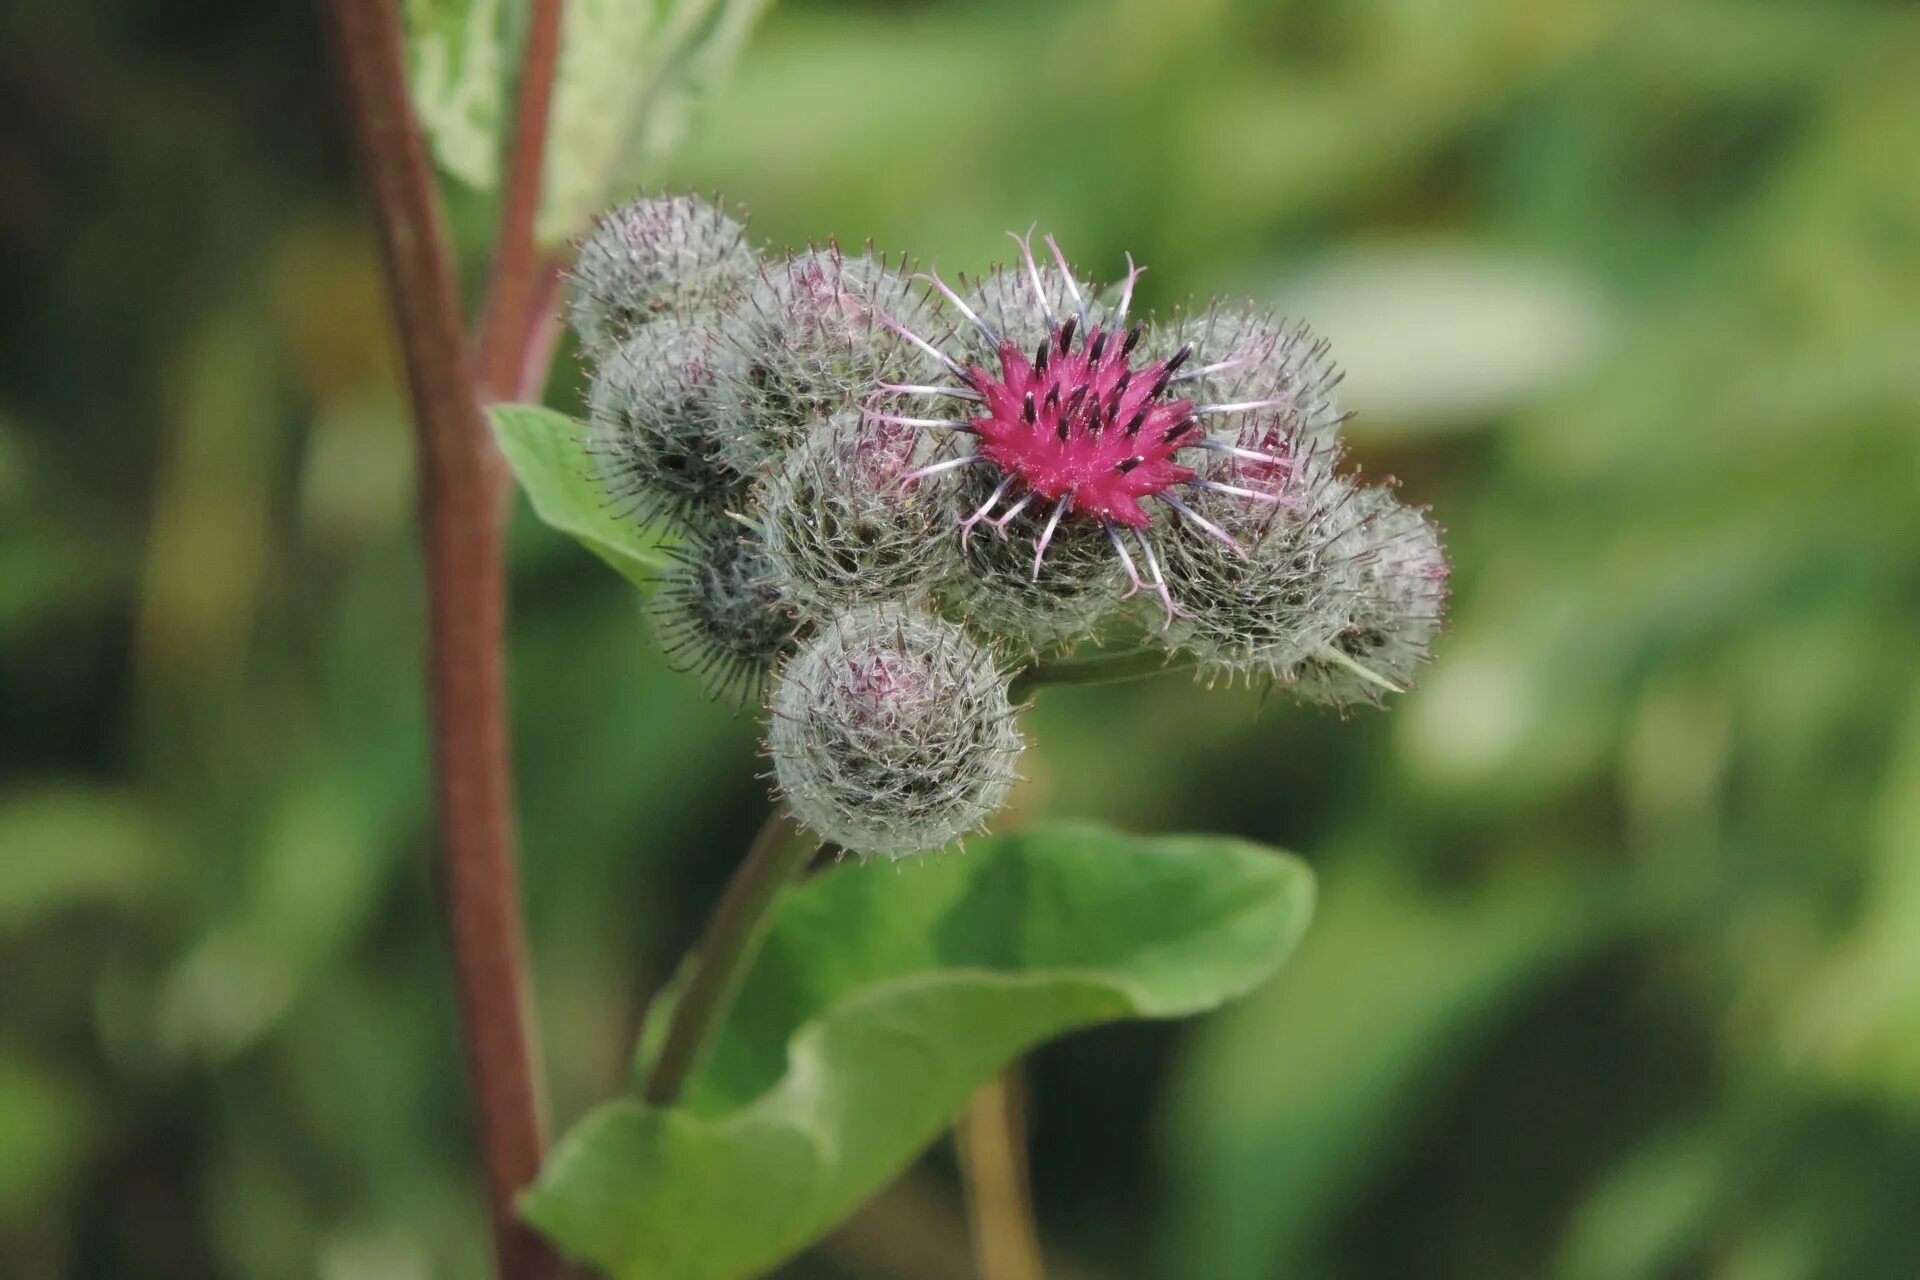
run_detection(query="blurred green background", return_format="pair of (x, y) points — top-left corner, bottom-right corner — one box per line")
(5, 0), (1919, 1277)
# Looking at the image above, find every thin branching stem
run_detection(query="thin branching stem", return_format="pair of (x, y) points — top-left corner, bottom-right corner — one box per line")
(644, 805), (817, 1105)
(1010, 648), (1198, 700)
(478, 0), (566, 403)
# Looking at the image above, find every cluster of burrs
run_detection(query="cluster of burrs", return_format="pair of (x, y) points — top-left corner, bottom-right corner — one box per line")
(569, 195), (1448, 858)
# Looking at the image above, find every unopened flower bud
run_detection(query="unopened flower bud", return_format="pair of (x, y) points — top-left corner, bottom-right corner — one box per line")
(569, 194), (758, 358)
(586, 315), (749, 527)
(1160, 446), (1368, 684)
(709, 247), (941, 476)
(769, 606), (1022, 859)
(652, 530), (797, 704)
(1158, 306), (1348, 454)
(759, 410), (966, 616)
(1287, 488), (1450, 709)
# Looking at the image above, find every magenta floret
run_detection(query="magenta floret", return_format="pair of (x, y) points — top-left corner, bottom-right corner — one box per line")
(966, 328), (1196, 528)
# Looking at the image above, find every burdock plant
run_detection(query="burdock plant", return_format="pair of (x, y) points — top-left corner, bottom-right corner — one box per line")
(568, 200), (1450, 860)
(475, 196), (1448, 1277)
(323, 0), (1439, 1263)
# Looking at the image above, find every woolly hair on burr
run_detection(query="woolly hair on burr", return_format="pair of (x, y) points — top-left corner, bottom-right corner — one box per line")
(758, 409), (968, 616)
(707, 246), (944, 477)
(1157, 435), (1373, 685)
(953, 255), (1103, 365)
(585, 315), (752, 528)
(768, 606), (1022, 860)
(1286, 486), (1450, 709)
(1155, 304), (1349, 455)
(568, 193), (759, 359)
(650, 530), (799, 705)
(941, 470), (1128, 657)
(851, 226), (1334, 631)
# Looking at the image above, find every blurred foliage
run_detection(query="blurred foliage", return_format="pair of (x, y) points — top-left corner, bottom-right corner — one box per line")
(2, 1), (1917, 1278)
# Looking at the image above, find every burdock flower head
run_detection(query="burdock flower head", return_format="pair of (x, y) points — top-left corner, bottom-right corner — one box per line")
(768, 606), (1020, 860)
(567, 196), (1450, 856)
(874, 232), (1239, 616)
(872, 230), (1344, 626)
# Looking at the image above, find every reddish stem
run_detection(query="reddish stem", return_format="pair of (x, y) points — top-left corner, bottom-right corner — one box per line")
(479, 0), (566, 402)
(316, 3), (562, 1277)
(514, 266), (568, 404)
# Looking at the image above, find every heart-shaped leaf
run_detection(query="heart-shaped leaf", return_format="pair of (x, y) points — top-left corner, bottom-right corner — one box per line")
(524, 823), (1314, 1280)
(489, 403), (667, 588)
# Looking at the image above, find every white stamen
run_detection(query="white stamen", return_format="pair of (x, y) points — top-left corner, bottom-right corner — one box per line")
(872, 305), (964, 376)
(1191, 478), (1285, 504)
(1133, 529), (1181, 623)
(1115, 253), (1145, 324)
(877, 381), (983, 402)
(862, 409), (975, 432)
(1043, 233), (1090, 331)
(919, 268), (998, 346)
(1008, 225), (1056, 326)
(960, 475), (1014, 547)
(1032, 492), (1072, 579)
(990, 491), (1035, 534)
(1105, 519), (1143, 600)
(1191, 437), (1292, 467)
(1194, 397), (1295, 415)
(901, 454), (986, 483)
(1168, 354), (1250, 385)
(1159, 491), (1246, 557)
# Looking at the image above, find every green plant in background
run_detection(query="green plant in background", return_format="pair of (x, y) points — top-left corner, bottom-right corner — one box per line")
(327, 0), (1448, 1274)
(6, 2), (1919, 1279)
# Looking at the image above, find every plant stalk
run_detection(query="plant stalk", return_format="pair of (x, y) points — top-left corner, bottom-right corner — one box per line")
(478, 0), (566, 402)
(644, 804), (816, 1105)
(1011, 648), (1197, 700)
(958, 1071), (1046, 1280)
(316, 3), (561, 1276)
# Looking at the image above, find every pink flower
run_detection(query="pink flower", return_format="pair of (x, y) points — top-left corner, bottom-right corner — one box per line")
(866, 229), (1302, 620)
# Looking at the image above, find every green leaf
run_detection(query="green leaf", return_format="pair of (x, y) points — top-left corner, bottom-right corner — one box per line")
(403, 0), (512, 189)
(538, 0), (777, 244)
(537, 0), (659, 243)
(488, 403), (667, 588)
(609, 0), (777, 201)
(524, 823), (1314, 1280)
(402, 0), (775, 235)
